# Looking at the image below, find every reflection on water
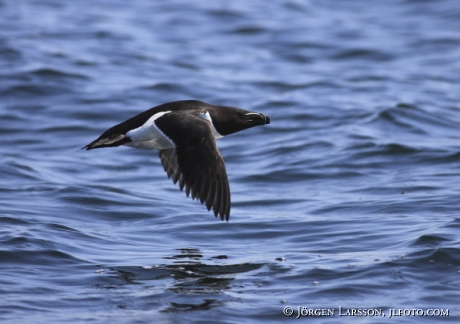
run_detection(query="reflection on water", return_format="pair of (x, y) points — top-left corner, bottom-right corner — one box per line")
(106, 248), (265, 312)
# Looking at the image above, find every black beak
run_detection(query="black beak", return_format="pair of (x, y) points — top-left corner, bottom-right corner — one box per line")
(262, 114), (270, 124)
(243, 113), (270, 125)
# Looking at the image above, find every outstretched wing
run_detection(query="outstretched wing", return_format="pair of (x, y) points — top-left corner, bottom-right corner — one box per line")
(156, 111), (231, 221)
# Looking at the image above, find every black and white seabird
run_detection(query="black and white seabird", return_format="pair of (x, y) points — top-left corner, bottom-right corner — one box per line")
(83, 100), (270, 221)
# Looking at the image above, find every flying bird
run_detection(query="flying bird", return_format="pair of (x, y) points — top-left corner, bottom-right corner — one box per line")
(83, 100), (270, 221)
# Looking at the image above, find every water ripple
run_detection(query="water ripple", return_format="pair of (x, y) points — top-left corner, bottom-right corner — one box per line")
(1, 0), (460, 323)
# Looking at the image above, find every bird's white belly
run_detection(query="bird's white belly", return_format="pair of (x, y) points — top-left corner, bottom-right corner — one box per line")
(124, 111), (175, 150)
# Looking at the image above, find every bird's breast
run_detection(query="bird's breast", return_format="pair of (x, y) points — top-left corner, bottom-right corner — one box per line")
(197, 111), (224, 139)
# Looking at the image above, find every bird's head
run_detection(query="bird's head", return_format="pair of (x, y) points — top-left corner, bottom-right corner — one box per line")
(208, 106), (270, 136)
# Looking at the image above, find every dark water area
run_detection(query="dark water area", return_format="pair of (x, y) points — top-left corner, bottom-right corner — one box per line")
(1, 0), (460, 323)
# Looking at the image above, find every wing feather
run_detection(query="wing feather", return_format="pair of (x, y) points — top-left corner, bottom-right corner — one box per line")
(157, 111), (230, 221)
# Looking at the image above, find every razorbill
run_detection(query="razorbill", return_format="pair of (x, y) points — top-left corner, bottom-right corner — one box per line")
(83, 100), (270, 221)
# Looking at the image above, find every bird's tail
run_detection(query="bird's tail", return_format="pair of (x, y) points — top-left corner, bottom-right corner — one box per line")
(82, 133), (131, 150)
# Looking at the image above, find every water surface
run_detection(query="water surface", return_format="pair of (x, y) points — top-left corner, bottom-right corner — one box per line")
(1, 0), (460, 323)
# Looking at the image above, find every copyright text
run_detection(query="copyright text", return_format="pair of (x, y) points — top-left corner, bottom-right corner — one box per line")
(282, 306), (450, 318)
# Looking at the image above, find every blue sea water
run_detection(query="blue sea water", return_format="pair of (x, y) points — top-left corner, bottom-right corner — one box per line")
(1, 0), (460, 323)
